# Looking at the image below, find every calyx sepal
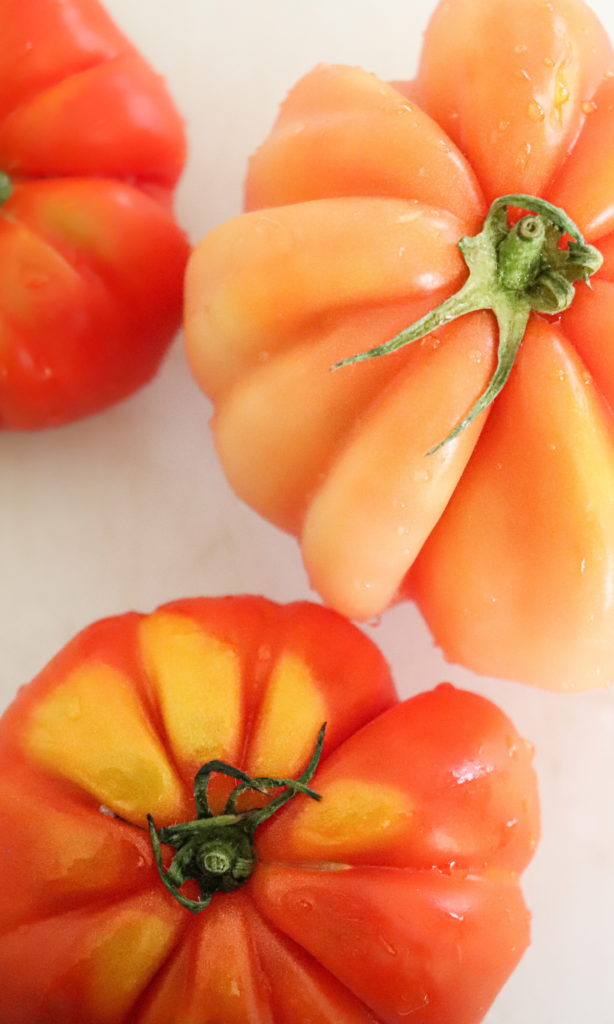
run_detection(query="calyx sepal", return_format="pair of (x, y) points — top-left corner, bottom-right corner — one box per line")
(148, 723), (326, 913)
(332, 194), (603, 453)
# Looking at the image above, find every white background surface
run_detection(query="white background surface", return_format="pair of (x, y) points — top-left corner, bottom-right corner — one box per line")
(2, 1), (614, 1020)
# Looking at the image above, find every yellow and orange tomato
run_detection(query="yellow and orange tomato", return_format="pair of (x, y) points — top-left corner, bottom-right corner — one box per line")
(0, 596), (539, 1023)
(185, 0), (614, 691)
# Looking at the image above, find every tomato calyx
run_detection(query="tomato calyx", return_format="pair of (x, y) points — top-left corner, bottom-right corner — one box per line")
(148, 723), (326, 914)
(332, 194), (603, 454)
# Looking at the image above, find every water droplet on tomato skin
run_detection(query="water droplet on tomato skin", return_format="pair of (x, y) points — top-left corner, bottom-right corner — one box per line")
(394, 991), (430, 1016)
(527, 100), (545, 123)
(378, 929), (398, 956)
(582, 100), (597, 114)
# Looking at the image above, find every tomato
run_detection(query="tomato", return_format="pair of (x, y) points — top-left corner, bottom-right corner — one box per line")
(0, 0), (189, 429)
(184, 0), (614, 692)
(0, 596), (539, 1024)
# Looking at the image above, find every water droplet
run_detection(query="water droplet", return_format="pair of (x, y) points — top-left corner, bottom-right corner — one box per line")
(554, 78), (570, 108)
(378, 930), (398, 956)
(605, 70), (614, 80)
(397, 525), (409, 536)
(414, 469), (430, 483)
(383, 99), (409, 116)
(514, 43), (528, 54)
(527, 100), (545, 123)
(515, 142), (531, 172)
(544, 56), (556, 67)
(396, 210), (422, 224)
(498, 120), (510, 131)
(582, 100), (597, 114)
(299, 898), (314, 911)
(395, 991), (429, 1016)
(469, 349), (483, 363)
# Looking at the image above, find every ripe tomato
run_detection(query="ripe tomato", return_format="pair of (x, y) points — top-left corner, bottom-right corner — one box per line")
(0, 0), (189, 429)
(0, 596), (539, 1024)
(185, 0), (614, 691)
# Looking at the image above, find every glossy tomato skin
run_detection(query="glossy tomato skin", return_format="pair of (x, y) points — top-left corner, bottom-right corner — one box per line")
(0, 0), (189, 429)
(185, 0), (614, 691)
(0, 596), (539, 1023)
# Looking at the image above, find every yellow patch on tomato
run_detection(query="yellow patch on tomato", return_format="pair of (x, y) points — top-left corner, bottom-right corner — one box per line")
(139, 611), (243, 771)
(246, 652), (326, 778)
(24, 662), (188, 826)
(292, 778), (413, 856)
(88, 903), (181, 1020)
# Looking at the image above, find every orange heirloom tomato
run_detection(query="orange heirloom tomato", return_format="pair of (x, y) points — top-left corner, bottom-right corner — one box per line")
(185, 0), (614, 692)
(0, 0), (189, 429)
(0, 596), (539, 1024)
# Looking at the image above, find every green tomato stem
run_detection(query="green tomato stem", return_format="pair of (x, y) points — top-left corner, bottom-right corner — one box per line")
(331, 193), (603, 453)
(148, 723), (326, 914)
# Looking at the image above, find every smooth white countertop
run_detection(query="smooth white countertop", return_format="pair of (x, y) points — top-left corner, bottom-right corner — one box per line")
(2, 2), (614, 1020)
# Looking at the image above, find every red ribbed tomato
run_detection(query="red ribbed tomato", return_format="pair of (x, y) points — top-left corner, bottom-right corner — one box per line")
(185, 0), (614, 691)
(0, 0), (189, 428)
(0, 596), (539, 1024)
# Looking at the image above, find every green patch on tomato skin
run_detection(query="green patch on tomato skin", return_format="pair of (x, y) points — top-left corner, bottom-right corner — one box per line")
(0, 171), (11, 205)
